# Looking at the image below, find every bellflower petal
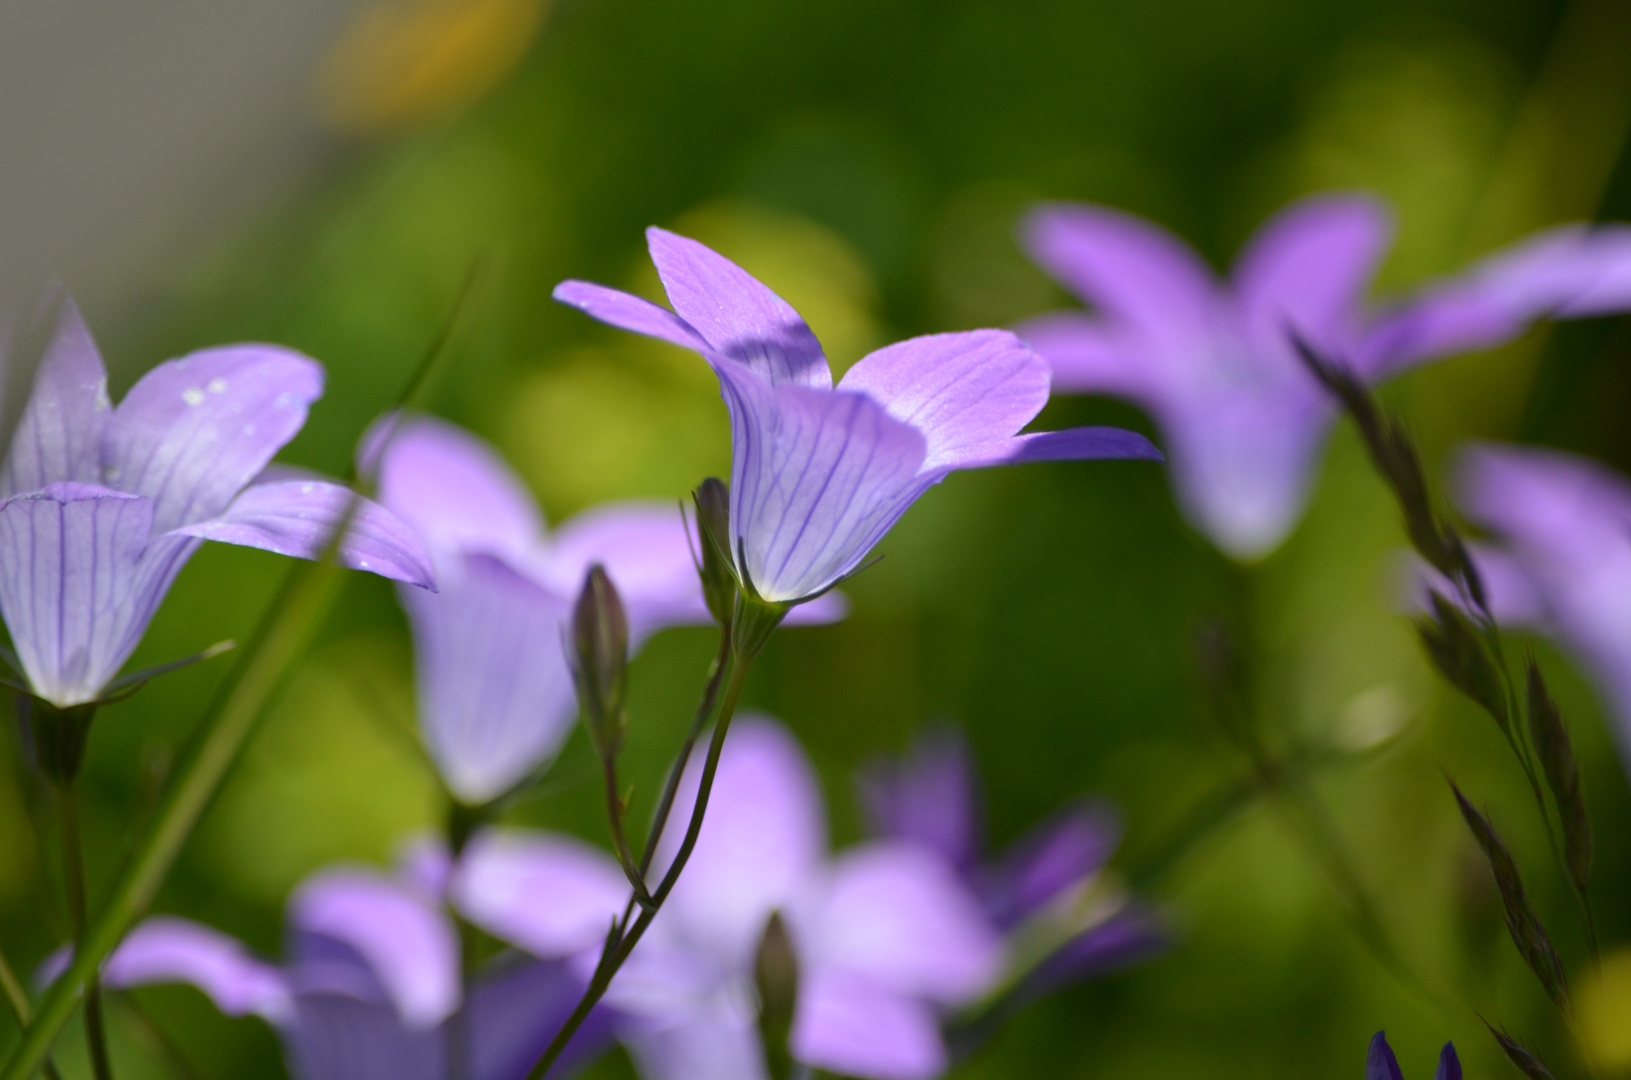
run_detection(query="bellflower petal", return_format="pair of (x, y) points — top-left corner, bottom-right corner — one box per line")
(558, 231), (1157, 603)
(284, 994), (438, 1080)
(655, 716), (827, 964)
(536, 503), (712, 642)
(1367, 1032), (1406, 1080)
(1435, 1043), (1464, 1080)
(96, 916), (293, 1023)
(1021, 202), (1217, 361)
(725, 370), (927, 603)
(451, 830), (628, 957)
(1447, 443), (1631, 759)
(791, 969), (946, 1080)
(290, 869), (459, 1030)
(1018, 908), (1168, 998)
(2, 298), (109, 495)
(364, 414), (545, 564)
(175, 479), (435, 589)
(1361, 224), (1631, 378)
(0, 483), (194, 705)
(646, 226), (832, 388)
(857, 729), (983, 872)
(551, 279), (713, 354)
(976, 802), (1120, 927)
(399, 554), (575, 804)
(1233, 193), (1391, 357)
(799, 843), (1002, 1005)
(101, 344), (325, 534)
(469, 957), (612, 1080)
(621, 996), (769, 1080)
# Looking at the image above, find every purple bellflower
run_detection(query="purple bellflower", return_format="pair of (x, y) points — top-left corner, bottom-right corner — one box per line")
(366, 414), (840, 805)
(64, 861), (613, 1080)
(456, 719), (1004, 1080)
(1367, 1031), (1462, 1080)
(614, 717), (1000, 1080)
(1020, 195), (1631, 559)
(859, 730), (1165, 1003)
(553, 229), (1161, 607)
(1422, 442), (1631, 764)
(0, 299), (434, 708)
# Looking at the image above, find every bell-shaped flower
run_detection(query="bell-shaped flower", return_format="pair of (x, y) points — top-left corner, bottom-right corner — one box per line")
(858, 730), (1164, 1003)
(1367, 1031), (1462, 1080)
(58, 862), (613, 1080)
(0, 299), (434, 707)
(1020, 194), (1631, 559)
(366, 415), (840, 805)
(554, 229), (1161, 606)
(610, 717), (1000, 1080)
(1427, 442), (1631, 765)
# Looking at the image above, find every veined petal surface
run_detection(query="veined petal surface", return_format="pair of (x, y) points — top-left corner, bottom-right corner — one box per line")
(174, 479), (435, 589)
(102, 344), (324, 534)
(398, 553), (575, 805)
(3, 298), (109, 496)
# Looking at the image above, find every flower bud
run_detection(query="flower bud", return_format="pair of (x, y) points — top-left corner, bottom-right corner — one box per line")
(755, 910), (799, 1077)
(692, 477), (736, 626)
(572, 564), (629, 760)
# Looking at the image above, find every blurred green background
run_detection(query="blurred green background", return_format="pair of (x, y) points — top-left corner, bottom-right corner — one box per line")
(7, 0), (1631, 1076)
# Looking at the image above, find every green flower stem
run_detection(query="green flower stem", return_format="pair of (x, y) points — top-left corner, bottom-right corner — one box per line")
(0, 943), (62, 1080)
(0, 555), (350, 1080)
(523, 652), (753, 1080)
(52, 779), (114, 1080)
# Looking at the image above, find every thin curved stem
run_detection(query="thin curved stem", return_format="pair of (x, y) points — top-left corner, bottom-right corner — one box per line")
(54, 781), (114, 1080)
(522, 654), (753, 1080)
(0, 943), (63, 1080)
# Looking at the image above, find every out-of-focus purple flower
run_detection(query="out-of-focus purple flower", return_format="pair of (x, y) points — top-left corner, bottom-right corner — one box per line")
(1426, 442), (1631, 764)
(1020, 195), (1631, 560)
(0, 298), (434, 707)
(859, 730), (1164, 1000)
(553, 229), (1161, 606)
(1367, 1031), (1462, 1080)
(74, 862), (613, 1080)
(365, 415), (841, 805)
(476, 718), (1003, 1080)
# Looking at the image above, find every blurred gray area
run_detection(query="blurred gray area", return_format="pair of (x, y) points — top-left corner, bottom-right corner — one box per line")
(0, 0), (365, 326)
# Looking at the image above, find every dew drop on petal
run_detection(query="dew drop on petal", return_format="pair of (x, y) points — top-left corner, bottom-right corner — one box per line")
(182, 388), (205, 406)
(207, 378), (228, 394)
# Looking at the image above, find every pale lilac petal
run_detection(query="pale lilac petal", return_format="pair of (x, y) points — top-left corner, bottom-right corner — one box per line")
(2, 297), (109, 496)
(1361, 225), (1631, 378)
(655, 717), (827, 965)
(536, 503), (712, 644)
(858, 730), (983, 872)
(838, 330), (1050, 471)
(1162, 395), (1331, 560)
(950, 425), (1163, 471)
(290, 869), (458, 1029)
(102, 345), (324, 534)
(97, 917), (292, 1024)
(978, 803), (1120, 927)
(646, 227), (832, 389)
(1020, 202), (1217, 361)
(398, 553), (575, 804)
(798, 842), (1001, 1005)
(1014, 312), (1158, 398)
(471, 957), (612, 1080)
(0, 483), (196, 705)
(621, 994), (769, 1080)
(451, 830), (627, 957)
(792, 969), (945, 1080)
(173, 479), (435, 589)
(784, 589), (847, 624)
(284, 993), (438, 1080)
(1367, 1032), (1405, 1080)
(719, 364), (926, 603)
(365, 414), (545, 563)
(551, 279), (713, 354)
(1232, 193), (1391, 357)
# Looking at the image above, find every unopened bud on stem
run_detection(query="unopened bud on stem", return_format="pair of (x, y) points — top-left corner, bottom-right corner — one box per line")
(756, 910), (800, 1079)
(692, 478), (736, 626)
(572, 564), (629, 760)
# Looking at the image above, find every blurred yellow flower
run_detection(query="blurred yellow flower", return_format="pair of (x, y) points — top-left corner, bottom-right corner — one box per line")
(1580, 947), (1631, 1070)
(314, 0), (546, 133)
